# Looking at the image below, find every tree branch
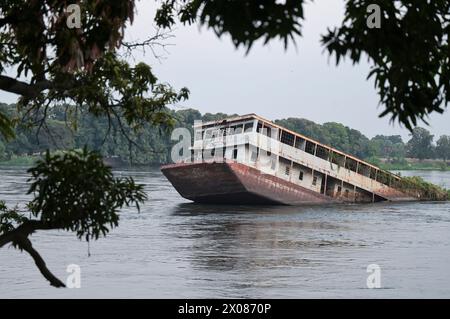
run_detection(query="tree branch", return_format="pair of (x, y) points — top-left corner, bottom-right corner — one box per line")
(15, 237), (65, 288)
(0, 220), (66, 287)
(0, 220), (57, 248)
(0, 75), (51, 98)
(121, 29), (174, 61)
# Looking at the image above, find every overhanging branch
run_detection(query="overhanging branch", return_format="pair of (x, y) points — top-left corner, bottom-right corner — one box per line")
(15, 237), (66, 288)
(0, 220), (58, 248)
(0, 220), (66, 287)
(0, 75), (51, 98)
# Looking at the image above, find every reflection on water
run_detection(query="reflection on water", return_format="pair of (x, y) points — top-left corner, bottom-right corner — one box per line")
(0, 167), (449, 298)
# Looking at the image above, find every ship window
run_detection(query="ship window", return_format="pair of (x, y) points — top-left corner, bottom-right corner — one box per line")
(370, 168), (377, 180)
(285, 166), (290, 176)
(344, 189), (350, 197)
(250, 148), (259, 162)
(330, 152), (345, 166)
(345, 158), (358, 172)
(204, 128), (221, 139)
(232, 147), (238, 160)
(280, 131), (295, 146)
(229, 124), (243, 135)
(244, 122), (254, 132)
(258, 126), (276, 137)
(271, 158), (276, 170)
(376, 171), (391, 185)
(316, 145), (330, 160)
(312, 176), (318, 186)
(257, 122), (263, 133)
(299, 171), (304, 180)
(294, 137), (305, 150)
(305, 141), (316, 155)
(258, 123), (273, 138)
(337, 185), (342, 193)
(358, 163), (371, 177)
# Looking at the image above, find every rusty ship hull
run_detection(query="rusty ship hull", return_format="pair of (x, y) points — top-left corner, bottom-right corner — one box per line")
(162, 161), (344, 205)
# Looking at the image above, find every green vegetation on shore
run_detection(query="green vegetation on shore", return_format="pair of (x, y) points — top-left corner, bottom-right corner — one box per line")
(394, 176), (449, 201)
(367, 157), (450, 171)
(0, 154), (39, 166)
(1, 103), (450, 170)
(381, 162), (450, 171)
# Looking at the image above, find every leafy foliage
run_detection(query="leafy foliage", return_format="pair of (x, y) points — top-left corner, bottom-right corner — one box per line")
(0, 0), (189, 139)
(322, 0), (450, 130)
(155, 0), (305, 50)
(154, 0), (450, 128)
(406, 127), (434, 160)
(0, 201), (26, 235)
(395, 176), (449, 201)
(0, 110), (14, 140)
(436, 135), (450, 162)
(26, 148), (147, 241)
(370, 135), (406, 161)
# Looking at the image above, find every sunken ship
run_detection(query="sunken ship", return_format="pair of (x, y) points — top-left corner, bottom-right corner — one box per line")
(161, 114), (429, 205)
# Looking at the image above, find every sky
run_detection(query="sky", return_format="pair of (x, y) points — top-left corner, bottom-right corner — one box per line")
(1, 0), (449, 141)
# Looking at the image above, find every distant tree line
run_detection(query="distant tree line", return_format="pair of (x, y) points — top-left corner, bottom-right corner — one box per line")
(1, 103), (449, 165)
(275, 118), (450, 164)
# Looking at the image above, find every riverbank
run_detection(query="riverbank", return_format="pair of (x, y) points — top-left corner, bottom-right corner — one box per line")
(0, 155), (39, 166)
(369, 157), (450, 171)
(2, 154), (450, 171)
(0, 154), (162, 169)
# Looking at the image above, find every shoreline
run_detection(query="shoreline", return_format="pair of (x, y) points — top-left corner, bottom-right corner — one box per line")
(1, 155), (449, 172)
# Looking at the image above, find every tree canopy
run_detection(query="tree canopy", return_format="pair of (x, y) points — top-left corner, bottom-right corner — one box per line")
(436, 135), (450, 162)
(322, 0), (450, 130)
(406, 127), (435, 160)
(1, 1), (449, 134)
(153, 0), (450, 129)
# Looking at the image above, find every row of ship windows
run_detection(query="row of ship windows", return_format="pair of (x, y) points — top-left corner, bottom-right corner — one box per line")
(196, 122), (255, 140)
(249, 142), (394, 187)
(197, 121), (280, 141)
(248, 143), (397, 190)
(198, 120), (396, 187)
(277, 130), (397, 187)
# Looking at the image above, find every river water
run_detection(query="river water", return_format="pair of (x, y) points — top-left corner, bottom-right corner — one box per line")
(0, 167), (449, 298)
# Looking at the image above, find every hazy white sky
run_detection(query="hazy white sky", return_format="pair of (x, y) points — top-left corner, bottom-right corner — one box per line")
(1, 0), (449, 140)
